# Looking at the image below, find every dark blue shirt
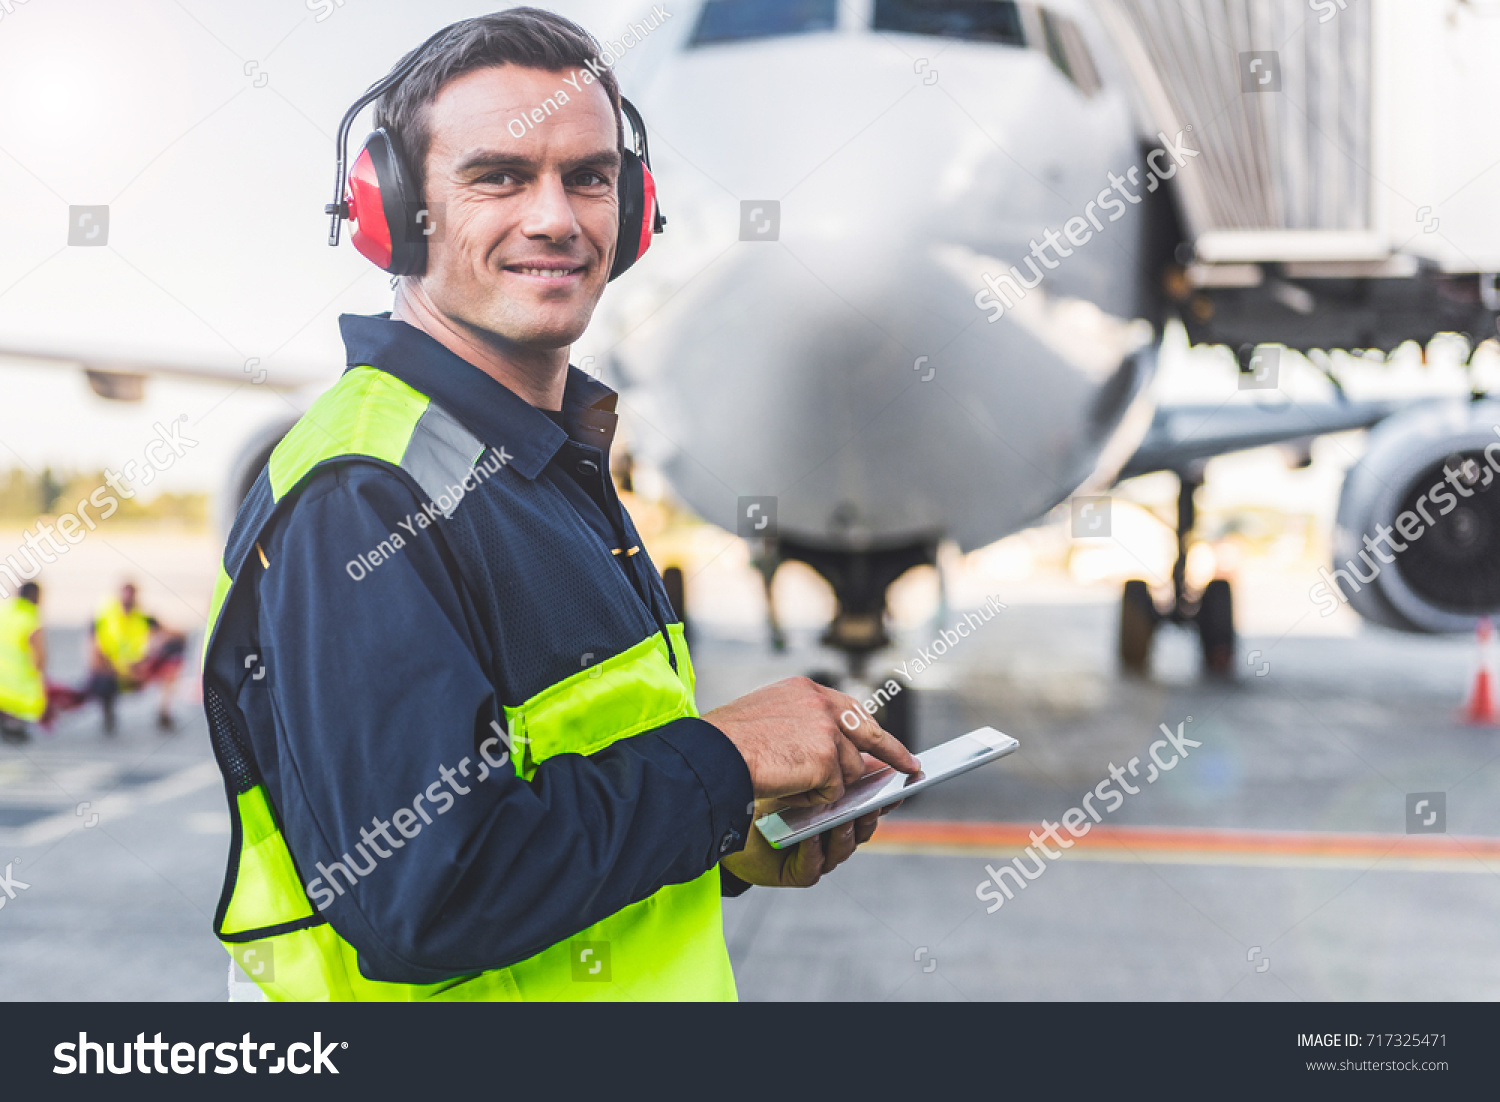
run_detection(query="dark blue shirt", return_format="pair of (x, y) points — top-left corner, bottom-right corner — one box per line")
(228, 313), (752, 985)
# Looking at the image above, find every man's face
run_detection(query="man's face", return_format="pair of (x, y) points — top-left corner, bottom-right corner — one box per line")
(416, 65), (620, 352)
(121, 585), (136, 612)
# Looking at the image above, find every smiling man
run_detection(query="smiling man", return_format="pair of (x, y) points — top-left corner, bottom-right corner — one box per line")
(199, 8), (916, 1002)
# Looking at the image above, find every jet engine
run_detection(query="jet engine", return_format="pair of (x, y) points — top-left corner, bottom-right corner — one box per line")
(1330, 400), (1500, 633)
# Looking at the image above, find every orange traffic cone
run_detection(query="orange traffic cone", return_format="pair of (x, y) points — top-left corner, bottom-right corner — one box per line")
(1463, 617), (1499, 726)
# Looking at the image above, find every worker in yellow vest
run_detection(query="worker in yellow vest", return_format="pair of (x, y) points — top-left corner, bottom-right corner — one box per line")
(0, 582), (46, 745)
(203, 10), (919, 1002)
(88, 582), (186, 734)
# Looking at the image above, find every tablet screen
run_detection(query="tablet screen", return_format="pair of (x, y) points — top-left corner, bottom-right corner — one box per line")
(754, 726), (1018, 849)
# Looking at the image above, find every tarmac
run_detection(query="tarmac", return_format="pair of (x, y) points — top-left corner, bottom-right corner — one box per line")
(3, 582), (1498, 1001)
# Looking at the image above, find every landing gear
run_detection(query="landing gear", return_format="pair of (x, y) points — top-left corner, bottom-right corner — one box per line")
(1197, 578), (1235, 676)
(876, 678), (914, 749)
(752, 552), (786, 653)
(1117, 469), (1237, 678)
(763, 537), (938, 750)
(662, 565), (690, 646)
(1119, 579), (1157, 675)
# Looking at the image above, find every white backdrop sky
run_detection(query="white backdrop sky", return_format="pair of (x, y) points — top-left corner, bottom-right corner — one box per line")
(0, 0), (653, 495)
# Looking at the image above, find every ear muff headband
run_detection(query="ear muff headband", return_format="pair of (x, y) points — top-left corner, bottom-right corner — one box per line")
(326, 26), (666, 280)
(325, 24), (449, 251)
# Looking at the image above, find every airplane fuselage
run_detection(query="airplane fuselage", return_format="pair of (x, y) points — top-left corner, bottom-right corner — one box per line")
(608, 3), (1157, 553)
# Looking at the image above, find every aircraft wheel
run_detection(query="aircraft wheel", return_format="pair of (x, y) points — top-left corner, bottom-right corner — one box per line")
(875, 681), (915, 751)
(662, 566), (693, 647)
(804, 672), (914, 751)
(1119, 579), (1157, 676)
(1197, 578), (1235, 677)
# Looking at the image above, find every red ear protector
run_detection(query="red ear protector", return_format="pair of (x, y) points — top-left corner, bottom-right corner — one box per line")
(325, 30), (666, 280)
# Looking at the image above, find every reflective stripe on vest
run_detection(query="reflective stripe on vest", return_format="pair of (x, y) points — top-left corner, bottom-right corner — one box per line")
(95, 599), (151, 677)
(204, 366), (735, 1002)
(0, 598), (45, 721)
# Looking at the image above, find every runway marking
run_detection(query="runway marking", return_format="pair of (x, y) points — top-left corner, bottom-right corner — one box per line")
(3, 760), (221, 848)
(866, 819), (1500, 873)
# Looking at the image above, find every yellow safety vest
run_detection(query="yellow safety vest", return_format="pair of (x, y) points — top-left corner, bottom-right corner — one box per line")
(94, 598), (151, 677)
(203, 366), (737, 1001)
(0, 597), (45, 722)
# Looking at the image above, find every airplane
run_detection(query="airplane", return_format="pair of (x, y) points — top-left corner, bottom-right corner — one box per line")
(5, 0), (1500, 748)
(588, 0), (1500, 740)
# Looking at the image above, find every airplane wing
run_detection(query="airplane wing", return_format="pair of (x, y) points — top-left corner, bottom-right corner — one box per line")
(0, 342), (324, 399)
(1118, 398), (1405, 480)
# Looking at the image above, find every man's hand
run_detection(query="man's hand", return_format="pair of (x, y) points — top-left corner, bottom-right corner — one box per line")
(721, 799), (896, 888)
(703, 677), (919, 806)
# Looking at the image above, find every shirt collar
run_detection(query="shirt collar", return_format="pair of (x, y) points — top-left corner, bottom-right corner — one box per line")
(338, 313), (618, 481)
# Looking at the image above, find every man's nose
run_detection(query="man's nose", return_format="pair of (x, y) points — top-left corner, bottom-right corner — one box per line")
(519, 175), (580, 241)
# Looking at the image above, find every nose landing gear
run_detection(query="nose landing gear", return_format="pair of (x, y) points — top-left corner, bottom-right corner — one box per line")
(761, 539), (937, 751)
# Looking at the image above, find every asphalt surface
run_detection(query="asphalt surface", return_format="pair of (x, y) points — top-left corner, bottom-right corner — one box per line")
(3, 601), (1498, 1001)
(709, 599), (1500, 1001)
(0, 627), (227, 1001)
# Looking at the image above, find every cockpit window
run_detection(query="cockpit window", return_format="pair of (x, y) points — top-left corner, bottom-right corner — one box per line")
(689, 0), (839, 46)
(872, 0), (1026, 46)
(1037, 8), (1100, 96)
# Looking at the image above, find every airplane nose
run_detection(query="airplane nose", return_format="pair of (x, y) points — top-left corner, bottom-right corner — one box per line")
(613, 35), (1147, 548)
(635, 32), (1102, 254)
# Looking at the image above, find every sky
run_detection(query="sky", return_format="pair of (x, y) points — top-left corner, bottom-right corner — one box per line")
(0, 0), (649, 496)
(0, 0), (1485, 505)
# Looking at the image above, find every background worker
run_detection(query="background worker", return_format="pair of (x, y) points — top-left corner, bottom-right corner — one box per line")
(0, 582), (46, 745)
(88, 582), (186, 734)
(201, 9), (918, 1002)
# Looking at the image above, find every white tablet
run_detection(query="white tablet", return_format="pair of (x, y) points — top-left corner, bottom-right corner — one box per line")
(753, 726), (1019, 849)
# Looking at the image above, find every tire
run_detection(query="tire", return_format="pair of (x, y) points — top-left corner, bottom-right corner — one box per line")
(661, 566), (686, 622)
(876, 681), (915, 751)
(1119, 579), (1158, 676)
(1197, 578), (1235, 677)
(661, 566), (692, 648)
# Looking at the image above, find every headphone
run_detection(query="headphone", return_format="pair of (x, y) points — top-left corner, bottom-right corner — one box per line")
(325, 24), (666, 280)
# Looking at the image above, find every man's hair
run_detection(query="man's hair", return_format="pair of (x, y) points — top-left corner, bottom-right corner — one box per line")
(18, 583), (39, 603)
(372, 9), (624, 206)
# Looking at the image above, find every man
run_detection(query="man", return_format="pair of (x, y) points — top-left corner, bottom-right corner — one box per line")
(0, 582), (46, 745)
(200, 9), (918, 1002)
(89, 582), (186, 734)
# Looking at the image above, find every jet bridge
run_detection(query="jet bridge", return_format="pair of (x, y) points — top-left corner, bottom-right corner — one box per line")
(1089, 0), (1500, 353)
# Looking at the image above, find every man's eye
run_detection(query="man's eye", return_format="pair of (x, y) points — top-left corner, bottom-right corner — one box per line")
(573, 172), (611, 187)
(478, 172), (518, 186)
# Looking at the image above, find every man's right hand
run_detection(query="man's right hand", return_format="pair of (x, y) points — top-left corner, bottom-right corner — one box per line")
(703, 677), (920, 806)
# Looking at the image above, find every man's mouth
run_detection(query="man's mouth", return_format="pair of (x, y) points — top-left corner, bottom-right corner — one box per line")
(504, 262), (586, 281)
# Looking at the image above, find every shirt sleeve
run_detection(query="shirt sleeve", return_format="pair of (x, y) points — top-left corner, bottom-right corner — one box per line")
(720, 866), (754, 898)
(249, 461), (752, 985)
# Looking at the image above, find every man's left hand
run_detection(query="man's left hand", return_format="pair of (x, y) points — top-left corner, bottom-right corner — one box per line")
(720, 799), (894, 888)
